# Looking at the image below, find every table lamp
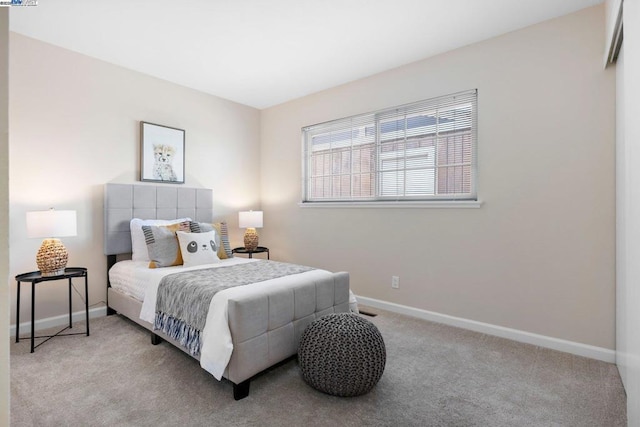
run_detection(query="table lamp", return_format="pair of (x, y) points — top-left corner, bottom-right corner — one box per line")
(26, 209), (77, 276)
(239, 210), (263, 252)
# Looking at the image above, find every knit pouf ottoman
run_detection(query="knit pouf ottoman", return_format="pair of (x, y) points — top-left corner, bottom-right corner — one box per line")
(298, 312), (386, 397)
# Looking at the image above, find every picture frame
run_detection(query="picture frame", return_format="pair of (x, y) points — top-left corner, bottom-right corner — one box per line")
(140, 121), (185, 184)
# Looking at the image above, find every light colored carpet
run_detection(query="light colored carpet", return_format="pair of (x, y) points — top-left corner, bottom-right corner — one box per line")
(10, 308), (626, 426)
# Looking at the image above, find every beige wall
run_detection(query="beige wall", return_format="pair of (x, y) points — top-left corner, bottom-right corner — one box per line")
(9, 34), (261, 323)
(616, 0), (640, 423)
(1, 7), (9, 425)
(261, 5), (615, 349)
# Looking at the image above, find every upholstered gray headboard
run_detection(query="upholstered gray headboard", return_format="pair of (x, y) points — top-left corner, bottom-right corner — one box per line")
(104, 183), (214, 256)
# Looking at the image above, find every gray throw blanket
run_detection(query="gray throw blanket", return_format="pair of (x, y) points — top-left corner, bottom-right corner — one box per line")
(154, 260), (315, 356)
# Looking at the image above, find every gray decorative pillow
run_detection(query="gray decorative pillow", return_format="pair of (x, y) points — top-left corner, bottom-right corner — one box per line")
(142, 221), (191, 268)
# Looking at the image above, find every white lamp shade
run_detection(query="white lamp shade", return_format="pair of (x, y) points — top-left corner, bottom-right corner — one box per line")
(239, 211), (263, 229)
(26, 210), (77, 238)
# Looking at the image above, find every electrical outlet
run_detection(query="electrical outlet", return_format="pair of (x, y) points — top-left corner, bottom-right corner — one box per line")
(391, 276), (399, 289)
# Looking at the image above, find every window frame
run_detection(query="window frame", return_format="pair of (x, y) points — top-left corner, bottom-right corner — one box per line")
(301, 89), (478, 206)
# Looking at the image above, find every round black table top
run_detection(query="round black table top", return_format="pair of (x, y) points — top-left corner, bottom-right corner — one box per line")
(232, 246), (269, 254)
(15, 267), (87, 282)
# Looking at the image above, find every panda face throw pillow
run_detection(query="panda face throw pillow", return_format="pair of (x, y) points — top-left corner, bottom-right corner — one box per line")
(176, 230), (220, 267)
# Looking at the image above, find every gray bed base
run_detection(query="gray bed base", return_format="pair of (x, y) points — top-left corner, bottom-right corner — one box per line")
(104, 183), (350, 400)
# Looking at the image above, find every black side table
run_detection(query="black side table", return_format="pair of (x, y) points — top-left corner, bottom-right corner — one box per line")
(232, 246), (270, 259)
(15, 267), (89, 353)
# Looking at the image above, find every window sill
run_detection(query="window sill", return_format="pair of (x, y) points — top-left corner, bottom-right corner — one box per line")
(297, 200), (483, 209)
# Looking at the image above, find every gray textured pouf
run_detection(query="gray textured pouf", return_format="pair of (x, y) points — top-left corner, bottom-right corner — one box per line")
(298, 313), (386, 397)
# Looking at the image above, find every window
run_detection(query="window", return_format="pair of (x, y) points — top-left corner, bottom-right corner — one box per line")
(302, 89), (477, 204)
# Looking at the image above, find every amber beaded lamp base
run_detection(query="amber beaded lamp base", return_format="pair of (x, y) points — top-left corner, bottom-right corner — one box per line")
(243, 228), (259, 252)
(36, 238), (68, 276)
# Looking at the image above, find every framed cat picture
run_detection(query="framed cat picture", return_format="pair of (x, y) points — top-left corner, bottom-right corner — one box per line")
(140, 121), (185, 184)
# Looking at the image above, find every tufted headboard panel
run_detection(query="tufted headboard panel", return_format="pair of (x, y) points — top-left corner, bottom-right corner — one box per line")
(104, 183), (214, 255)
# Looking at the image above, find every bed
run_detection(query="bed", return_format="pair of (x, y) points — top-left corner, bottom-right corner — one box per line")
(103, 183), (351, 400)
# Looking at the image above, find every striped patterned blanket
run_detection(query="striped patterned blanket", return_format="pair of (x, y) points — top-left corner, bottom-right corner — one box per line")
(154, 260), (315, 356)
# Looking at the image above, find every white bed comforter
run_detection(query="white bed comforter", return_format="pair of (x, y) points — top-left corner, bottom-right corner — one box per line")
(109, 258), (356, 381)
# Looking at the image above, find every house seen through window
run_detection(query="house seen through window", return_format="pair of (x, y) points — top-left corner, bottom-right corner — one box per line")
(302, 89), (477, 203)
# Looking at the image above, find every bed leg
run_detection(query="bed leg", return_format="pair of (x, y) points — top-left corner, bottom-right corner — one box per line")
(151, 333), (163, 345)
(233, 380), (250, 400)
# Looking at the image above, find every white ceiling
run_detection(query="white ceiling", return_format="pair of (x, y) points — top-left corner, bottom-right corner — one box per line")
(9, 0), (603, 109)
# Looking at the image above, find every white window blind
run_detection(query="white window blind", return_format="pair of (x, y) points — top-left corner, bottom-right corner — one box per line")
(302, 89), (477, 203)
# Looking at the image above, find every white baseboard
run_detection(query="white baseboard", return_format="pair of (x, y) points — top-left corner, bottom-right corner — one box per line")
(11, 299), (615, 364)
(356, 296), (616, 363)
(10, 306), (107, 337)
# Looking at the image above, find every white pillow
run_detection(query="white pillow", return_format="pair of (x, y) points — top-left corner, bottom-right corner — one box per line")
(130, 217), (191, 262)
(176, 230), (220, 267)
